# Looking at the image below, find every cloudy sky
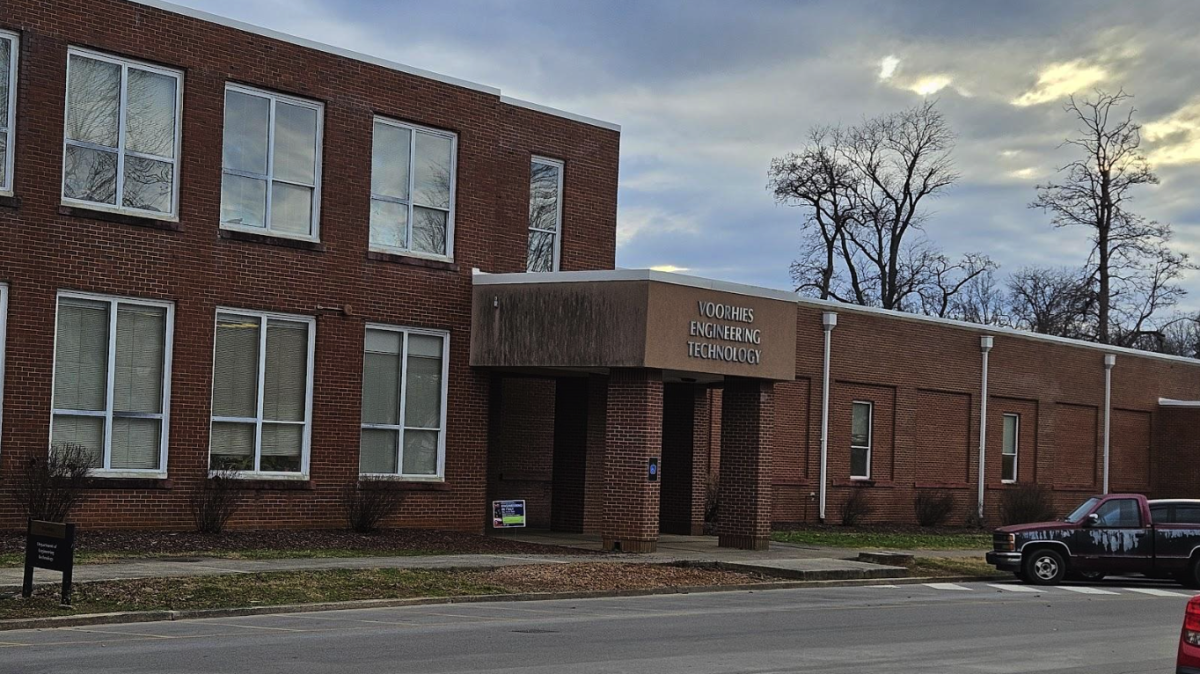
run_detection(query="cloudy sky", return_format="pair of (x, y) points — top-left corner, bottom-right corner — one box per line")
(182, 0), (1200, 302)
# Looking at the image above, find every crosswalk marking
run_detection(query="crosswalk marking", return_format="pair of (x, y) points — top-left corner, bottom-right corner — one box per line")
(1122, 587), (1194, 598)
(1058, 586), (1120, 595)
(923, 583), (972, 591)
(987, 583), (1044, 593)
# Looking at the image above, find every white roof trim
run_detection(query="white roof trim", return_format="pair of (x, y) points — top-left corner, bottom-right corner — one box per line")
(798, 294), (1200, 367)
(500, 96), (621, 132)
(472, 268), (796, 302)
(1159, 398), (1200, 407)
(128, 0), (621, 131)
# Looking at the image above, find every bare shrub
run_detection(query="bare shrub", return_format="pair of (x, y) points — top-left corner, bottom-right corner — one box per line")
(14, 444), (93, 522)
(913, 490), (955, 527)
(840, 488), (873, 526)
(999, 482), (1057, 526)
(190, 469), (242, 534)
(344, 477), (406, 533)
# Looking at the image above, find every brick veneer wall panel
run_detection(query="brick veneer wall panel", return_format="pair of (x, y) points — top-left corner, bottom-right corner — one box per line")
(1110, 408), (1151, 492)
(987, 397), (1039, 486)
(912, 390), (971, 486)
(1154, 408), (1200, 499)
(0, 0), (619, 531)
(1052, 403), (1098, 489)
(771, 378), (809, 523)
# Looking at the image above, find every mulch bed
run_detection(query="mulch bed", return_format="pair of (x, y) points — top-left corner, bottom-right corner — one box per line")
(0, 528), (596, 559)
(771, 522), (985, 536)
(463, 563), (763, 592)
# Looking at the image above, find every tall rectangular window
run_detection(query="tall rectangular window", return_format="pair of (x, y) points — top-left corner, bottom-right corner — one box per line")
(359, 326), (448, 478)
(850, 401), (872, 480)
(1002, 413), (1019, 483)
(0, 284), (7, 461)
(0, 31), (18, 195)
(369, 117), (456, 259)
(221, 85), (323, 240)
(210, 310), (314, 476)
(527, 157), (563, 272)
(62, 48), (182, 217)
(51, 293), (173, 474)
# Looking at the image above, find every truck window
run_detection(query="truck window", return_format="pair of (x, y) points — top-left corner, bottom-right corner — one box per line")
(1175, 505), (1200, 524)
(1094, 499), (1141, 527)
(1066, 497), (1100, 523)
(1151, 505), (1171, 524)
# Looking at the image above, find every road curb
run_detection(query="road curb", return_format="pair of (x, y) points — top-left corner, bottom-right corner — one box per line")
(0, 574), (1002, 632)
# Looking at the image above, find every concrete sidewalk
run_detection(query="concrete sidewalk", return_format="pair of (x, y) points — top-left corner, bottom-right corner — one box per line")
(0, 532), (931, 591)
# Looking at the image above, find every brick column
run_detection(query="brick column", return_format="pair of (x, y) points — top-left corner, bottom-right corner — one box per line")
(718, 377), (774, 550)
(602, 368), (663, 552)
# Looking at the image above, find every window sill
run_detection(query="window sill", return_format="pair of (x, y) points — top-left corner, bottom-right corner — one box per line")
(219, 228), (326, 252)
(223, 478), (314, 491)
(59, 205), (182, 231)
(367, 250), (458, 271)
(82, 477), (172, 490)
(0, 194), (19, 209)
(358, 479), (450, 492)
(836, 479), (895, 488)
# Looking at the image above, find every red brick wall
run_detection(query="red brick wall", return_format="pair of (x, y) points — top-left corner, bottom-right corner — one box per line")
(717, 377), (773, 550)
(1155, 408), (1200, 499)
(913, 390), (971, 486)
(1111, 408), (1151, 493)
(771, 378), (810, 524)
(0, 0), (619, 531)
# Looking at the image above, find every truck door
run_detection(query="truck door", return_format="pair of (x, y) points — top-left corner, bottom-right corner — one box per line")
(1074, 497), (1152, 574)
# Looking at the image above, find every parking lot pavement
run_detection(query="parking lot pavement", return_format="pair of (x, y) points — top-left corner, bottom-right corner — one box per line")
(0, 580), (1191, 673)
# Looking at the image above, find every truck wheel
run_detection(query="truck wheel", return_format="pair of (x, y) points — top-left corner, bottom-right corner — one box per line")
(1024, 549), (1066, 585)
(1184, 559), (1200, 589)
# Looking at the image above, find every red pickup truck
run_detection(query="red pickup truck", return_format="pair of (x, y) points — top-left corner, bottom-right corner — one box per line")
(986, 494), (1200, 586)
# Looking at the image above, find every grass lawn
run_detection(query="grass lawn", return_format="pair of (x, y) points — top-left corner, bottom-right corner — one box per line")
(907, 556), (1005, 579)
(0, 563), (763, 622)
(772, 530), (990, 550)
(0, 547), (438, 569)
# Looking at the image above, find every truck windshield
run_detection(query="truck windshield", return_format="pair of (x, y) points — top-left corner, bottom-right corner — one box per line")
(1065, 497), (1100, 523)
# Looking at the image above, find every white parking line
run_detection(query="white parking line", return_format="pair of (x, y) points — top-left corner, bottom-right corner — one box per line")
(1058, 586), (1120, 595)
(1122, 588), (1194, 598)
(923, 583), (972, 591)
(987, 584), (1044, 593)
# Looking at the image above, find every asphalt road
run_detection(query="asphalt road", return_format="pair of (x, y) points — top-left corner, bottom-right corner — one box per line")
(0, 580), (1192, 673)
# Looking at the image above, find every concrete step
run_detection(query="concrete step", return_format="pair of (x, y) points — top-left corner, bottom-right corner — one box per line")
(714, 558), (908, 581)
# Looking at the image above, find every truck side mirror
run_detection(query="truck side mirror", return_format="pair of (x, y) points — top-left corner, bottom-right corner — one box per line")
(1084, 513), (1100, 527)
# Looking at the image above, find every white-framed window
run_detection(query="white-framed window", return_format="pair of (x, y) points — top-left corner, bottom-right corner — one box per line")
(359, 325), (448, 479)
(1001, 413), (1019, 483)
(369, 116), (456, 259)
(221, 84), (323, 241)
(62, 47), (183, 218)
(209, 309), (315, 477)
(527, 156), (563, 272)
(50, 292), (174, 476)
(850, 400), (872, 480)
(0, 30), (18, 196)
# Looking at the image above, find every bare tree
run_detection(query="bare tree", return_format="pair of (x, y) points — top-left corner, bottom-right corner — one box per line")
(948, 263), (1009, 326)
(1159, 316), (1200, 358)
(1006, 266), (1096, 339)
(1031, 90), (1194, 345)
(917, 251), (999, 319)
(770, 100), (976, 314)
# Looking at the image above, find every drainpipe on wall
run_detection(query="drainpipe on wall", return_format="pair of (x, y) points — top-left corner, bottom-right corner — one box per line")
(818, 311), (837, 522)
(977, 336), (994, 521)
(1103, 354), (1116, 494)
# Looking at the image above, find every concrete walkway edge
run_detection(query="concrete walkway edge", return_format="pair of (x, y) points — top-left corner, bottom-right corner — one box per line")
(0, 574), (1002, 632)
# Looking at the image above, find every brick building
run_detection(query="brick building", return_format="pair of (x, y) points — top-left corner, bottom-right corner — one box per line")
(0, 0), (1198, 549)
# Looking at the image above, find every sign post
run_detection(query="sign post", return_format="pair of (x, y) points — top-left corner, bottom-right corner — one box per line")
(22, 519), (76, 606)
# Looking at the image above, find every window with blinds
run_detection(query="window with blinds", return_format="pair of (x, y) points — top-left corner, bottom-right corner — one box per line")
(51, 294), (172, 473)
(359, 326), (447, 478)
(210, 310), (313, 475)
(0, 30), (18, 196)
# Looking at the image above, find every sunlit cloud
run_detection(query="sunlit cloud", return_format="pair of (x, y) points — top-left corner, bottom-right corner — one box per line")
(650, 264), (691, 273)
(1144, 99), (1200, 165)
(617, 206), (701, 246)
(1006, 167), (1040, 180)
(878, 55), (900, 80)
(1011, 60), (1107, 106)
(908, 74), (952, 96)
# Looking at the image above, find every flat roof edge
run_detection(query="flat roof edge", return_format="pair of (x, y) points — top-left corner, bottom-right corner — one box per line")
(1159, 398), (1200, 407)
(130, 0), (621, 132)
(500, 96), (621, 132)
(801, 295), (1200, 367)
(472, 269), (794, 302)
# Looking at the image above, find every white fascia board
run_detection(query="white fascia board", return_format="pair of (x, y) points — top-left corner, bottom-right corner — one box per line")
(472, 268), (796, 303)
(129, 0), (621, 132)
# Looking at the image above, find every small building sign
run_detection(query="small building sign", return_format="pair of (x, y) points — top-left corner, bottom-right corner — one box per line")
(648, 457), (659, 482)
(22, 519), (76, 606)
(492, 500), (526, 528)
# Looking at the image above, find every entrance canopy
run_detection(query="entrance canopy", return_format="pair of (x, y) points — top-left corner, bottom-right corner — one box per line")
(471, 269), (797, 382)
